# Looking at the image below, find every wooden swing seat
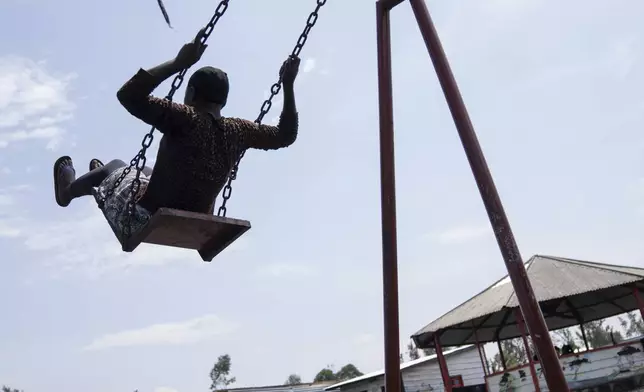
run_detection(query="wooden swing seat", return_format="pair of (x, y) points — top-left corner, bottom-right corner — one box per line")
(121, 208), (251, 262)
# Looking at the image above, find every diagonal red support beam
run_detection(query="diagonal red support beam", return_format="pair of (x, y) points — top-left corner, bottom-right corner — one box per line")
(405, 0), (569, 390)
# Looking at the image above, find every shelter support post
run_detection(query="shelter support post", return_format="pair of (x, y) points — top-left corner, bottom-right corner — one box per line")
(497, 340), (507, 370)
(406, 0), (569, 390)
(376, 2), (402, 392)
(434, 333), (452, 392)
(579, 324), (590, 351)
(515, 308), (542, 392)
(472, 322), (488, 376)
(481, 344), (491, 375)
(633, 287), (644, 320)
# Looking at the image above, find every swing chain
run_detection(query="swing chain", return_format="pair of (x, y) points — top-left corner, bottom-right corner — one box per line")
(98, 0), (231, 241)
(216, 0), (327, 218)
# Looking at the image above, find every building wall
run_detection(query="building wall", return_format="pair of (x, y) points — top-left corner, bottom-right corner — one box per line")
(336, 347), (485, 392)
(228, 382), (337, 392)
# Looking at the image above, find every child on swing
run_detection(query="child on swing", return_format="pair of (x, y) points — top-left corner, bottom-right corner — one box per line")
(53, 29), (300, 242)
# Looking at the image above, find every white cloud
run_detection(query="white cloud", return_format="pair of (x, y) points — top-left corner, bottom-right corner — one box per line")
(256, 262), (316, 278)
(0, 55), (76, 150)
(0, 180), (246, 278)
(353, 333), (376, 345)
(302, 58), (316, 74)
(83, 314), (236, 351)
(430, 224), (491, 244)
(0, 194), (13, 206)
(1, 167), (10, 174)
(0, 222), (21, 238)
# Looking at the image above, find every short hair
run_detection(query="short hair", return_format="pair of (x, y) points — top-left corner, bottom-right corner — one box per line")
(187, 66), (229, 105)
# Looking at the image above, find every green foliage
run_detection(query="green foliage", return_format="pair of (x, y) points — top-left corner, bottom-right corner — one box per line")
(405, 340), (435, 362)
(335, 364), (363, 381)
(210, 354), (236, 391)
(554, 327), (580, 351)
(313, 364), (363, 383)
(578, 320), (623, 349)
(313, 368), (336, 382)
(407, 341), (420, 361)
(620, 312), (644, 338)
(284, 374), (302, 385)
(489, 338), (527, 372)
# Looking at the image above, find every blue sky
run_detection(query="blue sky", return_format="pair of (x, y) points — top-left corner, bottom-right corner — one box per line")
(1, 0), (643, 391)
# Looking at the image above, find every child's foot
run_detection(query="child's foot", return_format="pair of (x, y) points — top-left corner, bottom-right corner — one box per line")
(53, 156), (75, 207)
(89, 158), (104, 171)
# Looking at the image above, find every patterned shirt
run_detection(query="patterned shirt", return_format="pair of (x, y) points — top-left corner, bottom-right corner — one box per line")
(116, 68), (298, 215)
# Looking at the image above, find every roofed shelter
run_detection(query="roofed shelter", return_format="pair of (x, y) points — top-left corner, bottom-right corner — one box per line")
(409, 255), (644, 392)
(412, 255), (644, 349)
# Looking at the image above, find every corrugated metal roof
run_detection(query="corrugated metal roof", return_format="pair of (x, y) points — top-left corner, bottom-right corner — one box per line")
(411, 255), (644, 349)
(324, 346), (475, 391)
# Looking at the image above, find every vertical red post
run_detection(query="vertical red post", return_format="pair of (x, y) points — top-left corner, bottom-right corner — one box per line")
(515, 309), (542, 392)
(406, 0), (569, 390)
(376, 2), (401, 392)
(434, 333), (452, 392)
(579, 324), (590, 351)
(472, 322), (488, 376)
(633, 287), (644, 320)
(481, 344), (491, 375)
(497, 340), (507, 370)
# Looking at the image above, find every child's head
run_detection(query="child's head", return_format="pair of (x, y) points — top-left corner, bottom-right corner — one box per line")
(184, 66), (229, 108)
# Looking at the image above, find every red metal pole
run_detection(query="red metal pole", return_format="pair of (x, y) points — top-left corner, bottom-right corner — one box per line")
(376, 2), (401, 392)
(497, 340), (507, 370)
(481, 344), (491, 375)
(515, 309), (542, 392)
(434, 333), (452, 392)
(406, 1), (569, 390)
(472, 324), (488, 376)
(633, 287), (644, 320)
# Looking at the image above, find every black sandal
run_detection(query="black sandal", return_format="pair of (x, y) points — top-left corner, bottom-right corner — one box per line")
(53, 156), (74, 207)
(89, 158), (104, 171)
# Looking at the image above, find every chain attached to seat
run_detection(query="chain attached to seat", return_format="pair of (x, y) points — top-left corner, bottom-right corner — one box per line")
(98, 0), (231, 241)
(216, 0), (328, 218)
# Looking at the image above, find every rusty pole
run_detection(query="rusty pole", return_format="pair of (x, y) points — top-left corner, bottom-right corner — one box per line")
(515, 309), (542, 392)
(376, 2), (401, 392)
(434, 333), (452, 392)
(406, 0), (569, 390)
(472, 323), (488, 376)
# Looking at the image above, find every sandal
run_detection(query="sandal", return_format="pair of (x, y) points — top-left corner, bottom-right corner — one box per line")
(53, 156), (74, 207)
(89, 158), (104, 171)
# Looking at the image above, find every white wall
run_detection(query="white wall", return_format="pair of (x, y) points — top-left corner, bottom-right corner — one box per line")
(337, 347), (485, 392)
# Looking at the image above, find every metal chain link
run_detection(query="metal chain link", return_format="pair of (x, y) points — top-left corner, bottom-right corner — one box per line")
(98, 0), (231, 240)
(217, 0), (327, 217)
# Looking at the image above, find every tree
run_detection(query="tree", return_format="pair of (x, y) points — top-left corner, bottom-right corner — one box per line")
(553, 327), (580, 351)
(335, 364), (363, 381)
(422, 348), (436, 357)
(578, 320), (623, 349)
(284, 374), (302, 385)
(2, 387), (22, 392)
(620, 312), (644, 338)
(489, 338), (527, 372)
(313, 368), (336, 382)
(407, 341), (420, 361)
(210, 354), (236, 391)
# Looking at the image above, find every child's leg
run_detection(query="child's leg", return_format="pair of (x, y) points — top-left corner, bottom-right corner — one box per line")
(54, 157), (127, 207)
(68, 159), (127, 198)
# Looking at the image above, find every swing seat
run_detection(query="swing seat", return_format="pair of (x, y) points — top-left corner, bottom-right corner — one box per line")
(122, 208), (251, 262)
